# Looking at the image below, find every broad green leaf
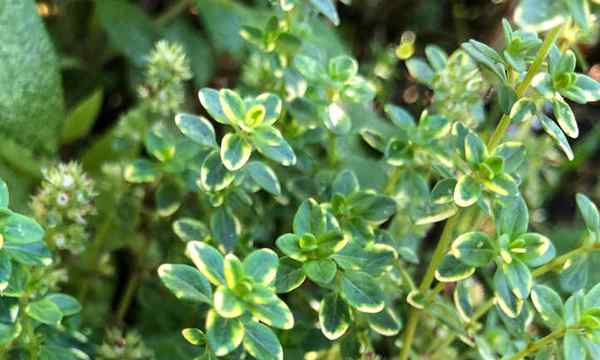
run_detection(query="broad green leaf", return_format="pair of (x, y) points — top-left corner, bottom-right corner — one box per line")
(566, 0), (591, 31)
(339, 271), (384, 313)
(584, 282), (600, 309)
(493, 142), (526, 173)
(560, 254), (588, 293)
(2, 213), (50, 266)
(384, 104), (415, 129)
(158, 264), (212, 304)
(251, 126), (296, 166)
(435, 254), (475, 282)
(453, 280), (474, 321)
(366, 307), (402, 336)
(175, 113), (217, 148)
(220, 133), (252, 171)
(482, 173), (518, 197)
(512, 233), (555, 267)
(502, 258), (532, 300)
(206, 310), (244, 356)
(274, 257), (305, 293)
(200, 150), (235, 191)
(539, 113), (574, 160)
(303, 259), (337, 285)
(253, 93), (282, 126)
(576, 193), (600, 233)
(462, 40), (507, 82)
(25, 298), (63, 326)
(0, 253), (11, 291)
(214, 286), (245, 318)
(359, 243), (397, 277)
(186, 241), (225, 286)
(319, 292), (351, 340)
(61, 89), (103, 144)
(332, 169), (360, 197)
(243, 249), (279, 286)
(514, 0), (565, 33)
(329, 56), (358, 82)
(45, 294), (81, 317)
(464, 133), (487, 166)
(155, 181), (182, 217)
(294, 55), (322, 80)
(553, 97), (578, 138)
(124, 159), (159, 183)
(309, 0), (340, 25)
(454, 174), (481, 207)
(323, 103), (352, 135)
(246, 161), (281, 196)
(0, 0), (65, 154)
(173, 218), (210, 242)
(210, 207), (241, 252)
(250, 297), (294, 329)
(496, 196), (529, 238)
(509, 98), (537, 124)
(531, 285), (564, 328)
(96, 0), (156, 65)
(0, 180), (7, 208)
(194, 0), (246, 57)
(199, 88), (230, 124)
(564, 74), (600, 103)
(406, 58), (434, 87)
(450, 232), (495, 267)
(406, 290), (426, 310)
(494, 268), (524, 318)
(242, 320), (283, 360)
(349, 193), (397, 224)
(223, 254), (245, 289)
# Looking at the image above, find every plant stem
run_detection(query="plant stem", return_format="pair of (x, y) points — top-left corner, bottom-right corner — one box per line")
(508, 327), (566, 360)
(154, 0), (193, 27)
(486, 25), (563, 150)
(399, 214), (459, 360)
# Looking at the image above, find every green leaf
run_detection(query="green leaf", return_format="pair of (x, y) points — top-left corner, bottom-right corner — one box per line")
(450, 232), (495, 267)
(182, 328), (206, 346)
(214, 286), (245, 318)
(175, 113), (217, 148)
(124, 159), (159, 183)
(454, 174), (481, 207)
(250, 297), (294, 330)
(0, 253), (11, 292)
(275, 234), (306, 262)
(385, 104), (415, 128)
(425, 45), (448, 71)
(206, 310), (244, 356)
(560, 254), (588, 293)
(576, 193), (600, 233)
(366, 307), (403, 336)
(220, 133), (253, 171)
(349, 193), (397, 224)
(329, 56), (358, 82)
(158, 264), (212, 304)
(332, 170), (360, 197)
(0, 180), (7, 209)
(242, 320), (283, 360)
(200, 150), (235, 191)
(539, 113), (574, 161)
(275, 257), (305, 293)
(2, 213), (50, 266)
(294, 55), (323, 81)
(246, 161), (281, 196)
(462, 40), (506, 82)
(564, 74), (600, 103)
(319, 292), (351, 340)
(96, 0), (156, 65)
(339, 271), (384, 313)
(210, 207), (241, 252)
(465, 133), (487, 166)
(566, 0), (591, 31)
(219, 89), (246, 124)
(502, 258), (532, 300)
(531, 284), (564, 328)
(509, 98), (537, 124)
(494, 268), (524, 318)
(323, 103), (352, 135)
(514, 0), (566, 32)
(186, 241), (225, 286)
(155, 181), (182, 217)
(243, 249), (279, 286)
(512, 233), (555, 267)
(496, 196), (529, 238)
(199, 88), (230, 124)
(553, 97), (578, 138)
(309, 0), (340, 25)
(405, 58), (434, 87)
(25, 298), (63, 326)
(61, 89), (103, 144)
(493, 142), (526, 173)
(45, 294), (81, 317)
(173, 218), (210, 242)
(0, 0), (65, 154)
(563, 330), (586, 360)
(251, 126), (296, 166)
(435, 254), (475, 282)
(453, 280), (474, 321)
(303, 259), (337, 285)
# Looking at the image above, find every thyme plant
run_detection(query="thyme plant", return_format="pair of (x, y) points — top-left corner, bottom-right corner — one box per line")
(2, 0), (600, 359)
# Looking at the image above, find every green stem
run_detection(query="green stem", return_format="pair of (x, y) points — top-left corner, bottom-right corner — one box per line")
(508, 327), (567, 360)
(154, 0), (193, 27)
(399, 214), (459, 360)
(486, 25), (563, 150)
(327, 134), (338, 167)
